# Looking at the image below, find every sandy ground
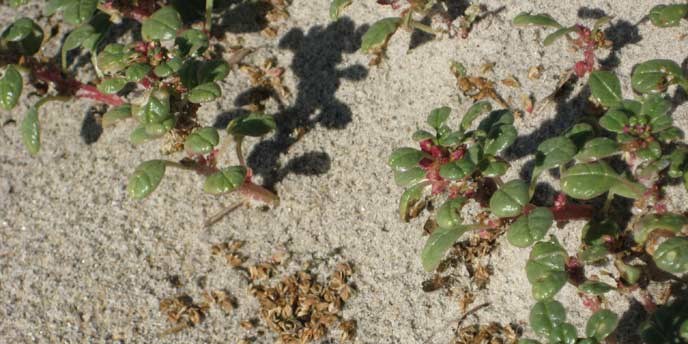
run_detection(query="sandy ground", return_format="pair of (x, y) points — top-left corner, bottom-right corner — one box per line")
(1, 0), (687, 343)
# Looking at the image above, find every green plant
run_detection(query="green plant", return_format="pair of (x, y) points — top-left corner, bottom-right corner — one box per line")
(0, 1), (286, 223)
(332, 0), (483, 65)
(512, 12), (612, 77)
(648, 3), (688, 27)
(389, 60), (688, 343)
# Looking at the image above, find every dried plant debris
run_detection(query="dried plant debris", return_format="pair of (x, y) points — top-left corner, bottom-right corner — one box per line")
(249, 262), (356, 343)
(211, 240), (248, 268)
(159, 289), (236, 334)
(451, 62), (510, 108)
(453, 322), (521, 344)
(427, 233), (500, 291)
(239, 58), (291, 107)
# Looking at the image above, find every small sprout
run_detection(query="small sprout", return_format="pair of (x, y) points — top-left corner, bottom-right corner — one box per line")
(513, 12), (561, 28)
(127, 160), (167, 200)
(578, 281), (615, 295)
(360, 17), (401, 56)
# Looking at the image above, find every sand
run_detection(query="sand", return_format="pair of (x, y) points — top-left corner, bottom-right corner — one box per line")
(1, 0), (687, 343)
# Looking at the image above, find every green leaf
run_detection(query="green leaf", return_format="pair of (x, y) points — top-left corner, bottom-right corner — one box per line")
(669, 148), (688, 178)
(102, 104), (131, 127)
(427, 106), (452, 130)
(589, 71), (622, 108)
(399, 182), (429, 222)
(142, 6), (182, 41)
(204, 166), (247, 195)
(421, 225), (471, 271)
(574, 138), (620, 162)
(0, 65), (22, 110)
(461, 101), (491, 131)
(535, 136), (577, 171)
(637, 158), (670, 181)
(681, 320), (688, 341)
(543, 26), (575, 46)
(175, 29), (208, 57)
(184, 127), (220, 155)
(598, 109), (629, 133)
(526, 240), (567, 300)
(412, 130), (434, 142)
(653, 238), (688, 274)
(130, 125), (156, 145)
(561, 161), (618, 200)
(632, 59), (684, 94)
(188, 82), (222, 103)
(529, 300), (567, 338)
(566, 123), (594, 149)
(61, 23), (98, 69)
(438, 131), (464, 146)
(20, 107), (40, 155)
(179, 59), (230, 89)
(360, 17), (401, 53)
(227, 113), (276, 137)
(649, 4), (688, 28)
(548, 323), (577, 344)
(579, 245), (610, 263)
(640, 299), (688, 344)
(394, 167), (426, 187)
(507, 207), (553, 248)
(642, 94), (671, 118)
(513, 12), (561, 28)
(97, 77), (127, 94)
(1, 18), (44, 56)
(634, 213), (688, 244)
(657, 126), (684, 143)
(490, 180), (529, 218)
(135, 89), (171, 125)
(97, 44), (136, 73)
(480, 157), (509, 178)
(439, 158), (475, 180)
(582, 220), (619, 246)
(125, 63), (151, 82)
(616, 260), (642, 285)
(389, 147), (427, 172)
(636, 140), (662, 162)
(579, 281), (615, 295)
(484, 124), (517, 155)
(435, 197), (466, 229)
(62, 0), (97, 25)
(517, 340), (542, 344)
(127, 160), (166, 200)
(330, 0), (353, 20)
(586, 310), (619, 341)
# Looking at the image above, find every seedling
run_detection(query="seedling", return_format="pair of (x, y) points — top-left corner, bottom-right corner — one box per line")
(347, 0), (484, 65)
(513, 12), (612, 78)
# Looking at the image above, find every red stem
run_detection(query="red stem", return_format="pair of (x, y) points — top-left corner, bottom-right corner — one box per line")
(551, 203), (594, 222)
(33, 67), (125, 106)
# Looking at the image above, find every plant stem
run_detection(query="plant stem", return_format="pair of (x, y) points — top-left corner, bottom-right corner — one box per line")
(239, 182), (279, 206)
(164, 160), (198, 171)
(409, 20), (437, 35)
(205, 0), (214, 32)
(234, 136), (245, 166)
(35, 95), (71, 109)
(204, 201), (243, 228)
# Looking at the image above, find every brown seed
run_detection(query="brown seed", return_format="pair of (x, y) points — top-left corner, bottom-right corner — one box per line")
(501, 75), (521, 88)
(527, 65), (543, 80)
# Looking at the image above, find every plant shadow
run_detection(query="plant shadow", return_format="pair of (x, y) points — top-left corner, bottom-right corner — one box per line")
(231, 17), (369, 189)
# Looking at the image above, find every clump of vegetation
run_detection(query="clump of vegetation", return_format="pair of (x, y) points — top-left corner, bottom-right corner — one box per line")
(0, 1), (291, 223)
(513, 12), (613, 78)
(389, 60), (688, 343)
(331, 0), (484, 65)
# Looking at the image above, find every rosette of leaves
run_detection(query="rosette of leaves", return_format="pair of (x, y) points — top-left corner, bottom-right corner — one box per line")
(520, 299), (619, 344)
(387, 103), (517, 271)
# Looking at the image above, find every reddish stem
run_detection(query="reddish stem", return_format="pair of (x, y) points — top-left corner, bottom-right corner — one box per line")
(551, 203), (594, 222)
(238, 182), (279, 206)
(34, 67), (124, 106)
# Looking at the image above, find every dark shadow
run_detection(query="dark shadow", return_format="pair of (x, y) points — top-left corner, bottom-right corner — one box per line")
(444, 0), (472, 21)
(242, 17), (369, 189)
(80, 106), (103, 145)
(600, 20), (642, 69)
(213, 108), (250, 129)
(614, 299), (646, 344)
(214, 0), (273, 35)
(409, 16), (435, 51)
(577, 7), (607, 19)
